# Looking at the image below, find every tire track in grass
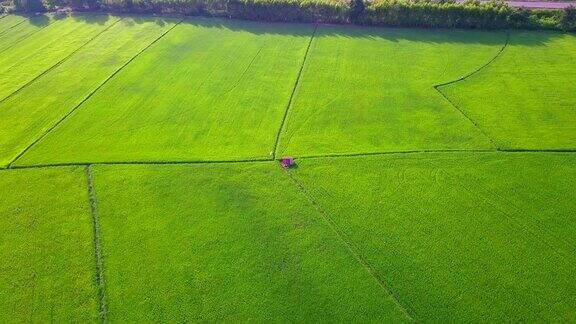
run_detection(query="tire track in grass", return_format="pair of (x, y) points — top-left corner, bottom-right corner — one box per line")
(7, 19), (183, 169)
(0, 17), (122, 105)
(433, 31), (511, 149)
(281, 165), (417, 322)
(272, 24), (318, 159)
(86, 164), (108, 323)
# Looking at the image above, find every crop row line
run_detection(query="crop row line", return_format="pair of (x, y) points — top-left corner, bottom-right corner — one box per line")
(86, 165), (108, 323)
(0, 17), (122, 105)
(7, 19), (184, 168)
(433, 31), (511, 149)
(281, 166), (417, 321)
(272, 23), (318, 159)
(2, 148), (575, 172)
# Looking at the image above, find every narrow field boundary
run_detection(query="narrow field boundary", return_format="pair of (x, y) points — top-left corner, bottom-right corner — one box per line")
(7, 19), (183, 169)
(85, 165), (108, 323)
(0, 17), (122, 105)
(2, 148), (575, 172)
(281, 166), (417, 321)
(433, 31), (511, 149)
(272, 24), (318, 159)
(7, 156), (271, 170)
(295, 148), (499, 160)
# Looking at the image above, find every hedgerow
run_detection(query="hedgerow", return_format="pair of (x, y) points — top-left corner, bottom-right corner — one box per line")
(5, 0), (576, 31)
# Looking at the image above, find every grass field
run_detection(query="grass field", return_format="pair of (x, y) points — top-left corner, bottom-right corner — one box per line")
(1, 13), (575, 322)
(17, 19), (313, 165)
(440, 32), (576, 150)
(0, 167), (99, 322)
(0, 16), (177, 167)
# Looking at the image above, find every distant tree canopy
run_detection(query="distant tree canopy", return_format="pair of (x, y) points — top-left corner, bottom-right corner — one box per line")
(4, 0), (576, 32)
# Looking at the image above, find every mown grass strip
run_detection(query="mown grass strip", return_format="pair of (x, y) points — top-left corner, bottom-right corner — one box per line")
(273, 24), (317, 159)
(86, 165), (108, 322)
(281, 165), (416, 321)
(8, 19), (183, 168)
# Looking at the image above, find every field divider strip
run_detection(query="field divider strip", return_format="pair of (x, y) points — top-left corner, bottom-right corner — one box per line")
(0, 17), (123, 105)
(86, 164), (108, 323)
(7, 19), (183, 168)
(433, 31), (511, 149)
(281, 166), (417, 321)
(272, 24), (317, 159)
(3, 149), (576, 172)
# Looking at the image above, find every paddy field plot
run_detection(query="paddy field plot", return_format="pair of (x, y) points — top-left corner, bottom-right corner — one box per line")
(16, 19), (313, 165)
(0, 167), (99, 322)
(0, 16), (177, 167)
(277, 27), (507, 157)
(92, 162), (409, 322)
(0, 14), (53, 53)
(441, 32), (576, 150)
(291, 152), (576, 322)
(0, 14), (120, 101)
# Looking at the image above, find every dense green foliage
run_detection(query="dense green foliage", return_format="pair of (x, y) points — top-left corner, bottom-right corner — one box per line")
(441, 32), (576, 149)
(278, 26), (503, 157)
(363, 0), (576, 30)
(0, 167), (99, 322)
(17, 18), (312, 166)
(292, 152), (576, 321)
(4, 0), (576, 31)
(92, 162), (409, 321)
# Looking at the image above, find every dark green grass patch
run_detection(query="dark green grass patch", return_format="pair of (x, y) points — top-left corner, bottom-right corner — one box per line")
(291, 152), (576, 321)
(277, 26), (507, 157)
(0, 167), (99, 322)
(0, 17), (177, 167)
(19, 18), (313, 165)
(92, 162), (410, 322)
(0, 14), (120, 101)
(0, 15), (54, 53)
(440, 32), (576, 150)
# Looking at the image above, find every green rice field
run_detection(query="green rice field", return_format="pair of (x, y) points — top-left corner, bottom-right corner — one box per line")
(0, 13), (575, 322)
